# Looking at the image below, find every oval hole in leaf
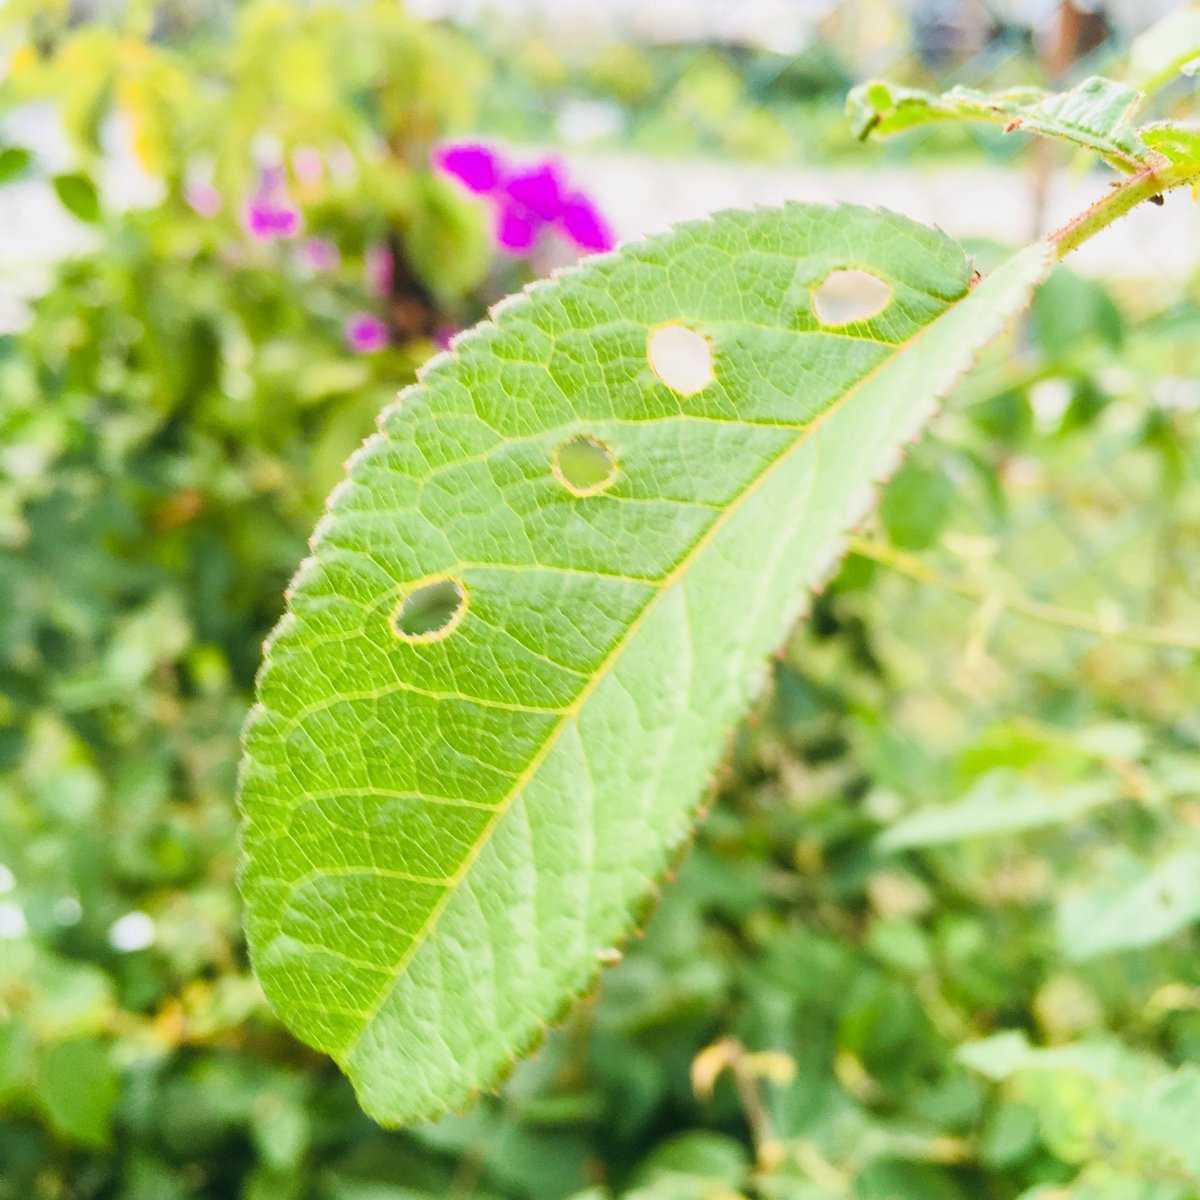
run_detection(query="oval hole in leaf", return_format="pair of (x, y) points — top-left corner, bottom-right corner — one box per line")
(391, 579), (467, 642)
(553, 434), (617, 496)
(813, 269), (891, 326)
(647, 324), (714, 395)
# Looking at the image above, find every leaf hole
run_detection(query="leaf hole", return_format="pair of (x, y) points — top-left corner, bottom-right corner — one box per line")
(647, 323), (714, 396)
(813, 269), (892, 326)
(391, 578), (467, 643)
(553, 434), (617, 497)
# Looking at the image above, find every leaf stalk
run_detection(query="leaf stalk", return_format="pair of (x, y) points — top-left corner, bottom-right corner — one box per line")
(1049, 159), (1200, 257)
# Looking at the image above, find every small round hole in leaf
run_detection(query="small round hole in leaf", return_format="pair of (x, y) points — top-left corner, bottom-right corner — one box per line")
(553, 434), (617, 496)
(813, 269), (891, 326)
(648, 324), (714, 396)
(392, 579), (467, 642)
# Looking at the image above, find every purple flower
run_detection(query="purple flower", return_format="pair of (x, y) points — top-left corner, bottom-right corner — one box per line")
(433, 143), (501, 194)
(433, 325), (458, 351)
(300, 238), (341, 271)
(246, 200), (300, 239)
(345, 312), (389, 354)
(244, 168), (301, 241)
(494, 205), (538, 255)
(501, 162), (564, 222)
(432, 141), (614, 258)
(184, 179), (222, 218)
(559, 191), (615, 253)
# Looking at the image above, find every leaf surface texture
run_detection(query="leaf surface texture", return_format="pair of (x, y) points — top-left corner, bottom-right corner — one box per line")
(240, 203), (1052, 1123)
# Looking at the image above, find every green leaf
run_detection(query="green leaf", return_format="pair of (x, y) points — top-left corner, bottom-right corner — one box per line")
(981, 1102), (1040, 1169)
(631, 1132), (749, 1191)
(1031, 267), (1124, 360)
(879, 459), (955, 550)
(1114, 1066), (1200, 1174)
(957, 1032), (1150, 1084)
(1129, 6), (1200, 93)
(963, 1035), (1200, 1185)
(35, 1037), (120, 1148)
(239, 203), (1052, 1125)
(847, 76), (1148, 169)
(1057, 849), (1200, 960)
(52, 172), (102, 223)
(0, 147), (32, 185)
(1140, 122), (1200, 166)
(249, 1086), (311, 1171)
(323, 1184), (481, 1200)
(0, 942), (116, 1039)
(0, 1021), (34, 1100)
(1020, 1170), (1192, 1200)
(877, 771), (1121, 852)
(957, 1030), (1038, 1081)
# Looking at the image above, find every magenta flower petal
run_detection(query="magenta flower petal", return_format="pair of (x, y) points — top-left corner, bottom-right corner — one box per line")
(501, 160), (565, 222)
(244, 165), (302, 241)
(434, 143), (503, 194)
(494, 204), (538, 254)
(559, 191), (615, 253)
(434, 142), (608, 258)
(345, 312), (389, 354)
(245, 197), (301, 240)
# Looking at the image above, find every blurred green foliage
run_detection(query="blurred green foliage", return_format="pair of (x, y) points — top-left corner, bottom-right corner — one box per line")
(470, 17), (1126, 165)
(480, 38), (877, 164)
(1, 1), (1199, 1198)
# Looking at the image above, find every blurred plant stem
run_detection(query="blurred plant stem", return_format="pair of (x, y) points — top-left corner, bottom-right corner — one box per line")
(847, 535), (1200, 652)
(692, 1037), (799, 1176)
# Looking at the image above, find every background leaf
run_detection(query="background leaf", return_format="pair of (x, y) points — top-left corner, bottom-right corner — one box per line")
(879, 459), (955, 550)
(0, 146), (32, 185)
(962, 1034), (1200, 1185)
(1129, 6), (1200, 93)
(35, 1038), (119, 1148)
(1057, 849), (1200, 961)
(877, 771), (1122, 852)
(51, 172), (101, 223)
(847, 77), (1149, 168)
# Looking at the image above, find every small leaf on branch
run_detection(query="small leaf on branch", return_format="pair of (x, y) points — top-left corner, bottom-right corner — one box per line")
(847, 76), (1150, 170)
